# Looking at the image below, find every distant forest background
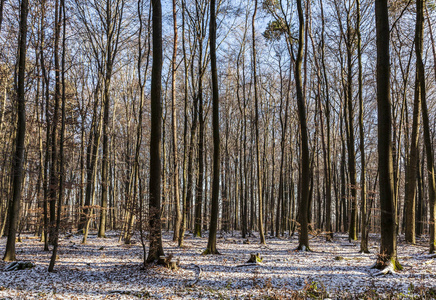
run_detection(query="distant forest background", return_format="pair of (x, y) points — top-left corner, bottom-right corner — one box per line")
(0, 0), (435, 269)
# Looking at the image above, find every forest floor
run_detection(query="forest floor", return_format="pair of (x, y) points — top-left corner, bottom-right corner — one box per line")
(0, 231), (435, 299)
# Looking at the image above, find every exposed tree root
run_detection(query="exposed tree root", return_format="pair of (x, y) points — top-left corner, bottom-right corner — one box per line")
(372, 256), (403, 276)
(296, 244), (311, 251)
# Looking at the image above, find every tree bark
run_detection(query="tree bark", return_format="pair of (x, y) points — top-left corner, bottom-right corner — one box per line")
(345, 11), (357, 242)
(204, 0), (220, 255)
(375, 0), (401, 270)
(417, 0), (436, 254)
(49, 0), (66, 271)
(296, 0), (310, 251)
(147, 0), (165, 263)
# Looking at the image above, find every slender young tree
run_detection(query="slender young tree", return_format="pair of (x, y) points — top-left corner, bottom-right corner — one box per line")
(204, 0), (220, 255)
(171, 0), (182, 242)
(48, 0), (61, 245)
(405, 0), (424, 245)
(178, 0), (191, 248)
(357, 0), (369, 253)
(319, 0), (333, 242)
(147, 0), (165, 263)
(345, 7), (357, 242)
(98, 0), (125, 238)
(252, 0), (266, 245)
(3, 0), (29, 262)
(374, 0), (402, 271)
(49, 0), (66, 272)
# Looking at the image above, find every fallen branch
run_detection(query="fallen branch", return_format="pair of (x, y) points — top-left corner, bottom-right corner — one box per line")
(5, 261), (35, 272)
(185, 264), (202, 287)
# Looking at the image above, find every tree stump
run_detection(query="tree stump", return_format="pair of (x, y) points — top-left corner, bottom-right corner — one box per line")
(158, 255), (179, 270)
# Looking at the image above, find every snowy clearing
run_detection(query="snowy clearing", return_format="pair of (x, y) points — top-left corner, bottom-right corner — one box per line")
(0, 232), (435, 299)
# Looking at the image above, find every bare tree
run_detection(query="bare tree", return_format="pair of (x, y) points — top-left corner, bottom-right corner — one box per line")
(3, 0), (29, 262)
(147, 0), (165, 263)
(374, 0), (401, 271)
(252, 0), (266, 245)
(204, 0), (220, 255)
(171, 0), (182, 243)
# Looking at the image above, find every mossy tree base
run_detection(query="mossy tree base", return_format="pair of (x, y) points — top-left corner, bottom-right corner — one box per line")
(373, 257), (403, 275)
(202, 248), (220, 255)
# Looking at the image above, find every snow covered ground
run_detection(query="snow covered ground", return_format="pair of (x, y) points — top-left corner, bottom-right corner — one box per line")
(0, 231), (435, 299)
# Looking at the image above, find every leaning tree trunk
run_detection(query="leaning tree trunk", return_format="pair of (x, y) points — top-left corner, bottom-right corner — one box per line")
(3, 0), (29, 262)
(375, 0), (401, 270)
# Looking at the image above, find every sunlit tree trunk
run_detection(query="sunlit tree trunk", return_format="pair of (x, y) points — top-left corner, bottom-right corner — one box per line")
(375, 0), (401, 270)
(204, 0), (220, 255)
(405, 0), (424, 245)
(171, 0), (182, 242)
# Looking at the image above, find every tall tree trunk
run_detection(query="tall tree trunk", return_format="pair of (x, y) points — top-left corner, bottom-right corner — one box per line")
(296, 0), (310, 251)
(3, 0), (29, 262)
(48, 0), (61, 245)
(345, 12), (357, 241)
(375, 0), (401, 270)
(318, 0), (332, 241)
(178, 0), (189, 247)
(204, 0), (220, 255)
(147, 0), (165, 263)
(194, 63), (204, 238)
(405, 0), (424, 245)
(417, 0), (436, 254)
(49, 0), (66, 271)
(357, 0), (369, 253)
(171, 0), (182, 242)
(252, 0), (265, 245)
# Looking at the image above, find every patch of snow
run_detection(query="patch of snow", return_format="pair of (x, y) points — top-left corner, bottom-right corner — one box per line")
(0, 232), (435, 298)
